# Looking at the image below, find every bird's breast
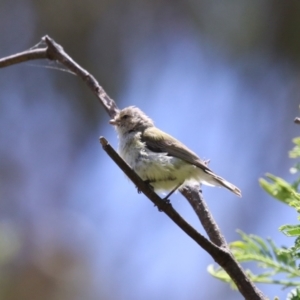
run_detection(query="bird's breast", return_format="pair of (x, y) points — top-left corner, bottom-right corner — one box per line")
(118, 133), (146, 167)
(117, 133), (204, 192)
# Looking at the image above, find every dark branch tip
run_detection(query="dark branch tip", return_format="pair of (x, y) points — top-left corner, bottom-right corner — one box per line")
(294, 117), (300, 124)
(99, 136), (108, 146)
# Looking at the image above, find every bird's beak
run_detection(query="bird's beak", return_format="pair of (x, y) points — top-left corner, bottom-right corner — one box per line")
(109, 117), (118, 126)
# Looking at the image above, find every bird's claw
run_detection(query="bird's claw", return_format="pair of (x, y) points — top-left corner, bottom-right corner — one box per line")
(155, 198), (171, 212)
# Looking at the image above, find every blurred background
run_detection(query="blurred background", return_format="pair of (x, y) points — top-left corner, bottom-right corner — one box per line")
(0, 0), (300, 299)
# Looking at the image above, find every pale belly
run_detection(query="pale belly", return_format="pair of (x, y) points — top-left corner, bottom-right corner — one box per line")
(120, 143), (203, 192)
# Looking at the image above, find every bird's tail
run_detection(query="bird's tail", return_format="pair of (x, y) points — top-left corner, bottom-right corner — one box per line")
(205, 170), (242, 197)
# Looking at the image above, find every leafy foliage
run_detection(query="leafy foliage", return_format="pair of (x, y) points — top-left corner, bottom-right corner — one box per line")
(209, 136), (300, 298)
(286, 288), (300, 300)
(259, 174), (295, 205)
(208, 230), (300, 288)
(260, 138), (300, 259)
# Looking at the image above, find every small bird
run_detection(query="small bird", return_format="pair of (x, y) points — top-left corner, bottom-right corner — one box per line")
(109, 106), (241, 199)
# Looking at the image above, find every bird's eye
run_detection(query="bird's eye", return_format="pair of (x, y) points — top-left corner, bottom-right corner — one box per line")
(121, 115), (129, 119)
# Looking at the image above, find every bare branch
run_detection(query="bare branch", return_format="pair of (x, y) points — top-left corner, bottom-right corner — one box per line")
(181, 186), (227, 247)
(294, 117), (300, 124)
(0, 48), (48, 68)
(44, 36), (119, 118)
(0, 36), (118, 118)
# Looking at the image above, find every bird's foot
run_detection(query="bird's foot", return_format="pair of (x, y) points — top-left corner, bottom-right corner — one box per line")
(155, 197), (171, 212)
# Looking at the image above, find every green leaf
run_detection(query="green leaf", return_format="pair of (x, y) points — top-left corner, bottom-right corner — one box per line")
(210, 136), (300, 296)
(289, 138), (300, 158)
(287, 288), (300, 300)
(209, 231), (300, 289)
(207, 265), (236, 288)
(259, 174), (295, 204)
(280, 224), (300, 237)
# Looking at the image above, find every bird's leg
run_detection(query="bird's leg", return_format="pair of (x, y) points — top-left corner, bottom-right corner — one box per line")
(155, 182), (183, 212)
(162, 182), (184, 202)
(198, 183), (203, 194)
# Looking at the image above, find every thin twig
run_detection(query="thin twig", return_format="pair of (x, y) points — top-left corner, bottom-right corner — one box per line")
(0, 48), (48, 68)
(44, 36), (119, 118)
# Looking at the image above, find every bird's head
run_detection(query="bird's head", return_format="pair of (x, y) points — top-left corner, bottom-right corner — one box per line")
(109, 106), (154, 135)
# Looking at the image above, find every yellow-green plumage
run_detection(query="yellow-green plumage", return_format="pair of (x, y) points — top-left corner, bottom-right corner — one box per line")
(110, 106), (241, 197)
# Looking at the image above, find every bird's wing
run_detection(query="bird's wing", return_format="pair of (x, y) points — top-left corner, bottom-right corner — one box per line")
(142, 127), (211, 172)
